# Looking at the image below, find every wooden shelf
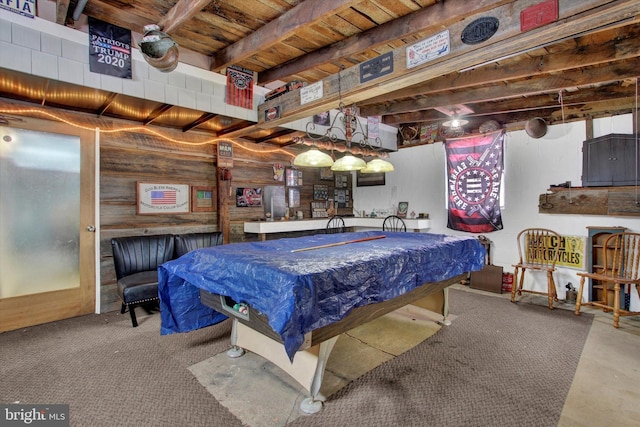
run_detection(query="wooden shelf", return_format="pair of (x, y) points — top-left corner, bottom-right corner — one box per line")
(539, 186), (640, 217)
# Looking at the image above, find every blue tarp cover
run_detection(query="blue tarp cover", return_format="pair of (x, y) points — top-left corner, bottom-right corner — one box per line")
(159, 231), (485, 359)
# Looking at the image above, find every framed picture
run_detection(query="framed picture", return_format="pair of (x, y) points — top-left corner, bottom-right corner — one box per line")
(313, 184), (329, 200)
(288, 187), (300, 208)
(356, 171), (385, 187)
(397, 201), (409, 218)
(313, 111), (331, 126)
(236, 187), (262, 207)
(335, 174), (348, 188)
(319, 167), (334, 181)
(191, 186), (215, 212)
(273, 163), (285, 181)
(137, 182), (190, 214)
(286, 168), (303, 186)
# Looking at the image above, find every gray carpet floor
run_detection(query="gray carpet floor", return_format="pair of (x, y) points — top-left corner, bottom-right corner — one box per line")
(0, 289), (593, 426)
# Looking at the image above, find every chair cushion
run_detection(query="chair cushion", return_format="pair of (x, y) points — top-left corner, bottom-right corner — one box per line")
(117, 271), (159, 303)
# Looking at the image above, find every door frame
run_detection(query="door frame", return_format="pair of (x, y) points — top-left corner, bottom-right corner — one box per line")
(0, 115), (96, 331)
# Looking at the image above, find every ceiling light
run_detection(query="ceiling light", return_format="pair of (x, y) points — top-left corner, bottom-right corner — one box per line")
(331, 155), (366, 171)
(442, 117), (469, 128)
(293, 147), (334, 167)
(361, 158), (394, 173)
(139, 24), (179, 72)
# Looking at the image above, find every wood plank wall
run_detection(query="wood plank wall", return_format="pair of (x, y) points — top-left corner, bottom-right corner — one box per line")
(0, 101), (353, 312)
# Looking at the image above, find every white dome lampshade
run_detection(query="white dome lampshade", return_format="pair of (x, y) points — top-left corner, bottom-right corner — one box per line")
(361, 158), (394, 173)
(293, 148), (334, 167)
(330, 154), (366, 171)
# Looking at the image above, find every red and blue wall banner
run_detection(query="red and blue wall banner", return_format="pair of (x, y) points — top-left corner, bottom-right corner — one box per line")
(226, 65), (254, 109)
(88, 17), (132, 79)
(445, 129), (505, 233)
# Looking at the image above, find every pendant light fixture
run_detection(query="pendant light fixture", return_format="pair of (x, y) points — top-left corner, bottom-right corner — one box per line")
(293, 147), (334, 167)
(331, 154), (367, 171)
(292, 67), (392, 172)
(361, 158), (394, 173)
(441, 107), (469, 128)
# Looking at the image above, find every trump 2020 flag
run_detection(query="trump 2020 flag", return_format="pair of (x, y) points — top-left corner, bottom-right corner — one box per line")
(88, 17), (132, 79)
(445, 129), (504, 233)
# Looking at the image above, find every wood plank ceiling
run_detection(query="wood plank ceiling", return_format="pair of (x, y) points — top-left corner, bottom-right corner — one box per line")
(3, 0), (640, 147)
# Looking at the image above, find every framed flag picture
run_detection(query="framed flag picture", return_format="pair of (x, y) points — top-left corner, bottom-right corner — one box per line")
(137, 182), (189, 214)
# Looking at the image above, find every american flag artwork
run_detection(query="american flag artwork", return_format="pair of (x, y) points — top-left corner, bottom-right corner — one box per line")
(151, 190), (177, 205)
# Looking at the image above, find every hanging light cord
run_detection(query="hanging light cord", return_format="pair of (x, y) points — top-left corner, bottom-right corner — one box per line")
(559, 90), (573, 203)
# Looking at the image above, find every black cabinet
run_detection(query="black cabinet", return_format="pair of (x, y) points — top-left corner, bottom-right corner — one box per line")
(582, 134), (640, 186)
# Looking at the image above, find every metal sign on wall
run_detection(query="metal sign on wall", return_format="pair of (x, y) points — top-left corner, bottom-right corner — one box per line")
(217, 141), (233, 168)
(527, 234), (586, 270)
(556, 235), (586, 270)
(0, 0), (35, 18)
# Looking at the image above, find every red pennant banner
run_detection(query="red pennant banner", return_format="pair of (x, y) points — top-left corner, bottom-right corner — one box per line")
(226, 65), (254, 109)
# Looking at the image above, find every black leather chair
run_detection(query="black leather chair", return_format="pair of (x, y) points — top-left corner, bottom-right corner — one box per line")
(174, 232), (224, 258)
(383, 215), (407, 232)
(325, 216), (346, 234)
(111, 234), (175, 327)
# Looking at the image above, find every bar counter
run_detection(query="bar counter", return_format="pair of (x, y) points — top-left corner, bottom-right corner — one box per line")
(244, 217), (431, 240)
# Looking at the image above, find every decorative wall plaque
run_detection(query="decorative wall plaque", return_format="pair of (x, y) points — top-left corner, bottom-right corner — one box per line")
(461, 17), (499, 45)
(265, 106), (280, 121)
(360, 52), (393, 83)
(406, 30), (450, 69)
(521, 0), (558, 32)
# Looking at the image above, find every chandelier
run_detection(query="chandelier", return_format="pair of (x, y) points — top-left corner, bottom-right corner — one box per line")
(293, 69), (394, 173)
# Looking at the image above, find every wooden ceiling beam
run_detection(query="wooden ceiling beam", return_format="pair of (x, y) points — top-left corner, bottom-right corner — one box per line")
(375, 57), (640, 118)
(256, 0), (640, 129)
(158, 0), (212, 34)
(359, 25), (640, 114)
(209, 0), (355, 72)
(182, 112), (218, 132)
(143, 104), (174, 125)
(55, 0), (71, 25)
(257, 0), (515, 84)
(385, 83), (637, 125)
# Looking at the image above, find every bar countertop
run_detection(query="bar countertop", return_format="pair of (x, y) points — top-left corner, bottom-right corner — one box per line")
(244, 217), (431, 235)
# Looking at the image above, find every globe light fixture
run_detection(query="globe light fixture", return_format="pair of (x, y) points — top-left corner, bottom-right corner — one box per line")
(293, 147), (334, 167)
(361, 158), (394, 173)
(330, 154), (366, 171)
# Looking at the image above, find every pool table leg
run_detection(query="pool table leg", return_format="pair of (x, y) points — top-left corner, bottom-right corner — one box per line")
(300, 335), (339, 414)
(438, 288), (452, 326)
(226, 318), (245, 358)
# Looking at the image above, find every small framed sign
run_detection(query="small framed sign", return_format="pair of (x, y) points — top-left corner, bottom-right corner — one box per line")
(356, 171), (385, 187)
(236, 187), (262, 207)
(288, 188), (301, 208)
(137, 182), (189, 214)
(191, 186), (214, 212)
(286, 168), (303, 186)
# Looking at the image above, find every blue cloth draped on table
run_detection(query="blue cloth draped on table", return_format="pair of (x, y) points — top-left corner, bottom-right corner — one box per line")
(158, 231), (486, 360)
